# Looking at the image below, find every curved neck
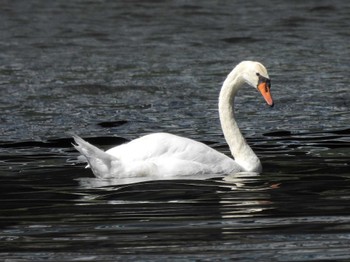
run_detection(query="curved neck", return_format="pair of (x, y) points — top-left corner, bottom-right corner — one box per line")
(218, 70), (261, 172)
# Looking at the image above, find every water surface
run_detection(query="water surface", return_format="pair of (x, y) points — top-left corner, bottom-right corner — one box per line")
(0, 1), (350, 261)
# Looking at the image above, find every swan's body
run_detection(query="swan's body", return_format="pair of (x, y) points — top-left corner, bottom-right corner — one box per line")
(73, 61), (274, 179)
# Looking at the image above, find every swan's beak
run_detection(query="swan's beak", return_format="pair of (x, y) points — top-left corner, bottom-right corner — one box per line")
(258, 82), (274, 107)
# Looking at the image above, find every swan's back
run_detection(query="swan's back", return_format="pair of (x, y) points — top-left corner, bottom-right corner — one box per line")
(108, 133), (221, 161)
(72, 133), (240, 178)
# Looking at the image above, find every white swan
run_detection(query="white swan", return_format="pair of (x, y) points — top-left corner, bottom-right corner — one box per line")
(73, 61), (274, 179)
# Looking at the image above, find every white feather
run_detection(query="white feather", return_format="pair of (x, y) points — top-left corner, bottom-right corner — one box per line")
(73, 61), (273, 180)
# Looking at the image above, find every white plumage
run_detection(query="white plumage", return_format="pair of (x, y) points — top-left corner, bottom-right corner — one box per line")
(73, 61), (274, 180)
(74, 133), (238, 179)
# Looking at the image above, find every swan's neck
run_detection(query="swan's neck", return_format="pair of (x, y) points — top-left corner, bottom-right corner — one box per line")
(218, 70), (262, 172)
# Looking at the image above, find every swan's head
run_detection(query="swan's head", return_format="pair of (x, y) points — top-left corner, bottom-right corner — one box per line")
(240, 61), (274, 107)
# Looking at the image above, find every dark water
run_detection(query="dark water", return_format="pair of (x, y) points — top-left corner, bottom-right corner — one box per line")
(1, 0), (350, 261)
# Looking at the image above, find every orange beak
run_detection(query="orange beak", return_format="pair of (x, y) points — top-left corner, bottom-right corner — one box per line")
(258, 82), (274, 107)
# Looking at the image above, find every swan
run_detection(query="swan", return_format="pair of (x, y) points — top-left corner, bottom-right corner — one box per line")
(73, 61), (274, 180)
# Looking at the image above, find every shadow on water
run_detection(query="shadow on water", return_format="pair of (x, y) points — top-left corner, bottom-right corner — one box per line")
(0, 129), (349, 261)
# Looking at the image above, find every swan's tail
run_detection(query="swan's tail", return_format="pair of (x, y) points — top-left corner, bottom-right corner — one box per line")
(72, 135), (121, 179)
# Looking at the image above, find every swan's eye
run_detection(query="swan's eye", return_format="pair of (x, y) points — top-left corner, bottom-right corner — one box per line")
(257, 74), (271, 90)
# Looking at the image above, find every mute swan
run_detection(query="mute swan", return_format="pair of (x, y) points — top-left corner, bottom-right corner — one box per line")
(73, 61), (274, 179)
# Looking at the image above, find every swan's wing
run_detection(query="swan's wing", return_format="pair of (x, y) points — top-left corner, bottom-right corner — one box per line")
(74, 133), (241, 178)
(106, 133), (240, 175)
(106, 133), (218, 161)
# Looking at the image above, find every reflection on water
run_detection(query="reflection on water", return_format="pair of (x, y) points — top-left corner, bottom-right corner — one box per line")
(0, 0), (350, 261)
(1, 129), (350, 261)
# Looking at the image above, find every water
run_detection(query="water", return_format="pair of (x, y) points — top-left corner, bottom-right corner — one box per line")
(1, 0), (350, 261)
